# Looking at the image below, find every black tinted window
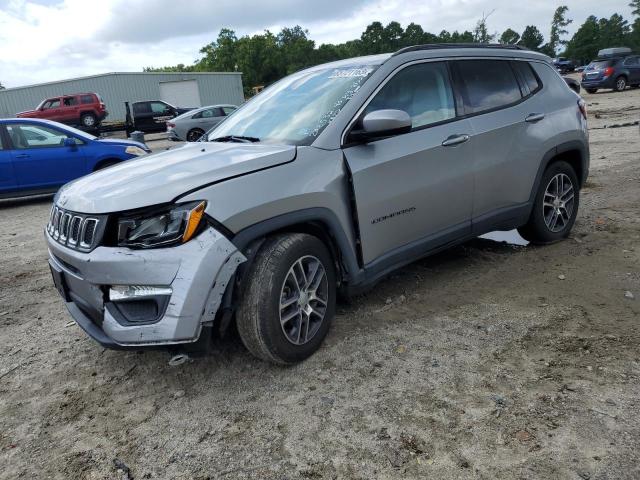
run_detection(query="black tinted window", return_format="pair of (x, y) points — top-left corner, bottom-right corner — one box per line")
(133, 103), (150, 114)
(623, 56), (639, 66)
(365, 61), (455, 129)
(588, 60), (614, 70)
(455, 60), (522, 113)
(512, 61), (541, 95)
(80, 95), (94, 104)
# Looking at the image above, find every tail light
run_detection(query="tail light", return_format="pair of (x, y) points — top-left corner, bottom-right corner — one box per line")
(100, 103), (106, 109)
(603, 67), (614, 77)
(578, 98), (587, 120)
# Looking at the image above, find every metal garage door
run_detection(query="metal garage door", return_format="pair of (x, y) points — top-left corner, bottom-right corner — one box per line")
(159, 80), (202, 108)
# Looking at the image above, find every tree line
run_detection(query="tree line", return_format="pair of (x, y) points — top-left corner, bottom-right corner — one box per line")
(146, 3), (640, 95)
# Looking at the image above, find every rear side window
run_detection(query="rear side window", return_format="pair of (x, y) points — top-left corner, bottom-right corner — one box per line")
(80, 95), (94, 104)
(222, 106), (236, 115)
(133, 103), (150, 115)
(588, 60), (614, 70)
(364, 61), (455, 129)
(623, 56), (639, 66)
(511, 61), (541, 96)
(454, 60), (522, 114)
(63, 97), (78, 106)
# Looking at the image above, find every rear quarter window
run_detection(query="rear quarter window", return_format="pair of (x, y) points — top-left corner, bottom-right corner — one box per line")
(80, 95), (95, 104)
(454, 60), (522, 114)
(511, 61), (542, 96)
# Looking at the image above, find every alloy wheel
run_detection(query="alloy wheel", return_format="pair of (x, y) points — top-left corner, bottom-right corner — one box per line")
(543, 173), (575, 233)
(616, 77), (626, 91)
(279, 255), (329, 345)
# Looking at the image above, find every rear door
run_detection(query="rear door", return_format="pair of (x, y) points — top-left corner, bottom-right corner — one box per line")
(343, 61), (474, 265)
(60, 96), (80, 124)
(0, 126), (17, 195)
(623, 56), (640, 84)
(451, 59), (540, 224)
(6, 122), (86, 190)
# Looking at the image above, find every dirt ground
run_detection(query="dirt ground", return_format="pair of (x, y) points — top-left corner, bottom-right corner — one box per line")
(1, 85), (639, 480)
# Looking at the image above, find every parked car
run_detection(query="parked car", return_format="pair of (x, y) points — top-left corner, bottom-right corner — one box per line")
(46, 44), (589, 364)
(16, 93), (108, 129)
(553, 57), (575, 73)
(128, 100), (194, 133)
(167, 104), (237, 142)
(0, 118), (150, 198)
(581, 54), (640, 93)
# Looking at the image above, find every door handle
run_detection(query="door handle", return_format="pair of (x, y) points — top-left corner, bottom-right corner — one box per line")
(525, 113), (545, 123)
(15, 153), (30, 158)
(441, 134), (470, 147)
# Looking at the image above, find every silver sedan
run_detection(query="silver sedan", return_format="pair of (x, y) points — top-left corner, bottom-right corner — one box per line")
(167, 104), (237, 142)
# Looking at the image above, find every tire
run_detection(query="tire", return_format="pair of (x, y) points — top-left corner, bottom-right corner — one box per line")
(614, 76), (627, 92)
(585, 88), (597, 94)
(518, 161), (579, 244)
(186, 128), (205, 142)
(81, 113), (97, 128)
(236, 233), (336, 364)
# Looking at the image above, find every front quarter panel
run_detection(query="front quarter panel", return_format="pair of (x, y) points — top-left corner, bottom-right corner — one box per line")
(179, 146), (358, 262)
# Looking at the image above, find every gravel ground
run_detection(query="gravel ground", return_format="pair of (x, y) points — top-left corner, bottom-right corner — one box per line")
(0, 86), (639, 480)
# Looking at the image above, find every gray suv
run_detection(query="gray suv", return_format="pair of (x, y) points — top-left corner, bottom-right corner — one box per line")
(46, 44), (589, 364)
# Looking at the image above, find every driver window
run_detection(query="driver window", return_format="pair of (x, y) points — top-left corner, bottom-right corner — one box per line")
(6, 124), (71, 149)
(44, 99), (61, 110)
(151, 102), (170, 114)
(364, 62), (455, 129)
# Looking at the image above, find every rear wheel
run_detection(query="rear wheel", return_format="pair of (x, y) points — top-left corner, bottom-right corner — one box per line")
(614, 76), (627, 92)
(81, 113), (97, 128)
(585, 88), (598, 94)
(236, 233), (336, 364)
(186, 128), (205, 142)
(518, 161), (579, 244)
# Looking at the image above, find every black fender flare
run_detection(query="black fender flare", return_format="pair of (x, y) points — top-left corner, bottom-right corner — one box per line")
(231, 207), (361, 283)
(528, 140), (589, 207)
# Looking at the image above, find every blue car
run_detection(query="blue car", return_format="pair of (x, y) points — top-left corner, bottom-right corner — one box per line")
(0, 118), (150, 198)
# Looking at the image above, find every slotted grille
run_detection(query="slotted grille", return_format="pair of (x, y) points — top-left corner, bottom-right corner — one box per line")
(47, 206), (103, 252)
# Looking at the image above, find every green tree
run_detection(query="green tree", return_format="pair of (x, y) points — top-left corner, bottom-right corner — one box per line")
(564, 15), (601, 63)
(548, 6), (572, 54)
(451, 30), (474, 42)
(360, 21), (385, 54)
(598, 13), (630, 48)
(403, 22), (425, 46)
(630, 0), (640, 17)
(382, 21), (404, 51)
(499, 28), (521, 44)
(473, 11), (496, 43)
(277, 26), (315, 74)
(519, 25), (545, 51)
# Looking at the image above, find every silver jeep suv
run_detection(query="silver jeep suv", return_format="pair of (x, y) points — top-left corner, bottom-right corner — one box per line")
(46, 44), (589, 364)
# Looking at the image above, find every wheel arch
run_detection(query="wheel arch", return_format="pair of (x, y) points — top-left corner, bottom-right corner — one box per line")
(93, 157), (122, 171)
(529, 141), (588, 201)
(231, 208), (361, 285)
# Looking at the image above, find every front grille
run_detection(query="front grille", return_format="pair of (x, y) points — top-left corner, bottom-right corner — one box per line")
(47, 205), (105, 252)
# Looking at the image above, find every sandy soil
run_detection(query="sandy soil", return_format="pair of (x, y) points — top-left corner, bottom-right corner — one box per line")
(0, 86), (639, 480)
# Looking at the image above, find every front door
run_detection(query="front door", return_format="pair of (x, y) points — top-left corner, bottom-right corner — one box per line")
(343, 61), (474, 265)
(39, 97), (63, 121)
(6, 122), (86, 190)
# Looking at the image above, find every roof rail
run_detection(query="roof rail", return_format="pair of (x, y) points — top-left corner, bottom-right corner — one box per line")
(392, 43), (529, 56)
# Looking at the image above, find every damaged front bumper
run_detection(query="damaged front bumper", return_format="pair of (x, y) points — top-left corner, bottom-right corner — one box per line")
(46, 226), (245, 349)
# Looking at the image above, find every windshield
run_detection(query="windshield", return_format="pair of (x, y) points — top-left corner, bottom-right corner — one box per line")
(206, 65), (377, 146)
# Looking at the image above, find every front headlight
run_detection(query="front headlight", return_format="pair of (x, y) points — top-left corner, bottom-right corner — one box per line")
(117, 201), (206, 248)
(125, 146), (148, 156)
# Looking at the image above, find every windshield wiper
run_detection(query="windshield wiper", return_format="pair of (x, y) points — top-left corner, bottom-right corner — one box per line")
(210, 135), (260, 143)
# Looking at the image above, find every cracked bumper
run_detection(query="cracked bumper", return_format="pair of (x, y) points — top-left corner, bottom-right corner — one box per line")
(46, 227), (245, 348)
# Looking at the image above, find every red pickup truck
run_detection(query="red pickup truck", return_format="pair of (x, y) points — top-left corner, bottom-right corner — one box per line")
(16, 93), (108, 129)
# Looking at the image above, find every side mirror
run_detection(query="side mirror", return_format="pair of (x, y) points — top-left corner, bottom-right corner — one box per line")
(63, 138), (77, 147)
(350, 109), (412, 142)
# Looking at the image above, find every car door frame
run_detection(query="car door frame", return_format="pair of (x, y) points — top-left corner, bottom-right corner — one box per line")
(340, 58), (477, 276)
(0, 124), (18, 196)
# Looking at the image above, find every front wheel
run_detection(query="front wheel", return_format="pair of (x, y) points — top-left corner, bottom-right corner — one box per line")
(614, 76), (627, 92)
(236, 233), (336, 364)
(518, 161), (579, 244)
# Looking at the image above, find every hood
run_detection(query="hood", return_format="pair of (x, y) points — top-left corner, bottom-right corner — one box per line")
(16, 110), (38, 117)
(97, 138), (148, 150)
(56, 142), (296, 214)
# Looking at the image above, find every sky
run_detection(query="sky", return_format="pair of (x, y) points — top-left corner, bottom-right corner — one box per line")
(0, 0), (634, 88)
